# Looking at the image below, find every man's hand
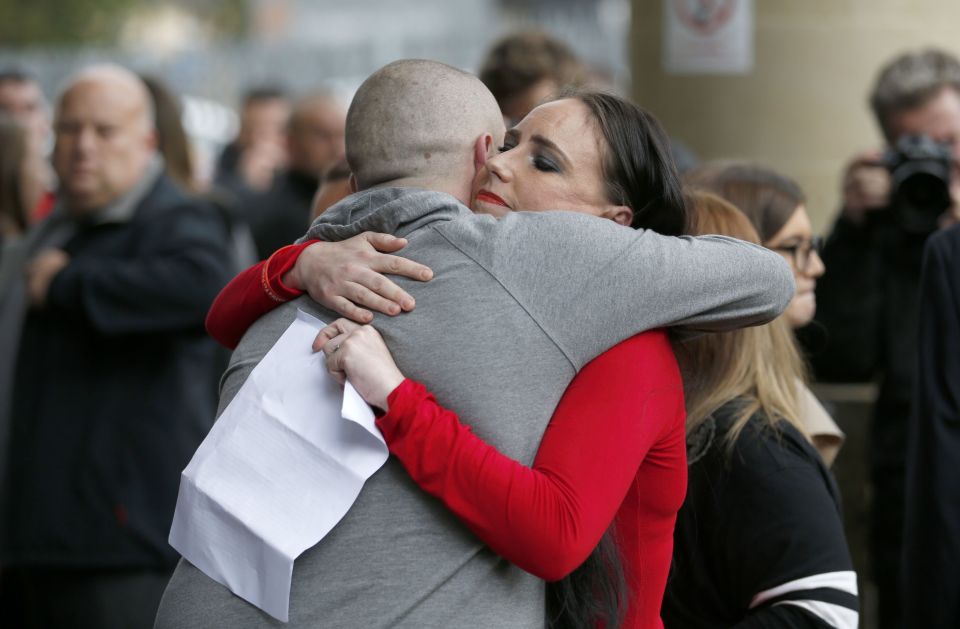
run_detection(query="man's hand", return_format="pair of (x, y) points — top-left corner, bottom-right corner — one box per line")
(25, 249), (70, 308)
(284, 233), (434, 324)
(314, 318), (405, 411)
(841, 149), (891, 225)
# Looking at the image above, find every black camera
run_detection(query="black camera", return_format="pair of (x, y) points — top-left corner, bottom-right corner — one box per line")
(883, 135), (953, 234)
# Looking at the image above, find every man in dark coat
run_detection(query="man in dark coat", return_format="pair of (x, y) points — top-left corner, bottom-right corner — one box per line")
(903, 223), (960, 627)
(213, 85), (290, 199)
(0, 64), (231, 629)
(808, 49), (960, 628)
(244, 91), (346, 259)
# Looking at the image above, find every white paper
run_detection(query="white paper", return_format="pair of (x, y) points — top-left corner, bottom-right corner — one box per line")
(169, 309), (387, 622)
(663, 0), (754, 75)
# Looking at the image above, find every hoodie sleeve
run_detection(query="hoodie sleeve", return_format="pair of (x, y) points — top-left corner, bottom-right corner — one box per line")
(440, 210), (794, 370)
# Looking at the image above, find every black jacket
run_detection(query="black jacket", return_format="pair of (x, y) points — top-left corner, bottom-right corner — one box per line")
(244, 169), (318, 260)
(802, 211), (928, 471)
(902, 224), (960, 627)
(1, 175), (232, 569)
(663, 404), (857, 628)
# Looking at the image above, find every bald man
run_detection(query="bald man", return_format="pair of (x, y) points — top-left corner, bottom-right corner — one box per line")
(156, 59), (792, 628)
(244, 92), (346, 259)
(0, 65), (232, 628)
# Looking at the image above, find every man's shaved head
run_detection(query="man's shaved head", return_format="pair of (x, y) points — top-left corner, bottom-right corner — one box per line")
(347, 59), (505, 191)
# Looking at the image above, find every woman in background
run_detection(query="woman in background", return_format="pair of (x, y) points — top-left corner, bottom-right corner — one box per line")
(0, 114), (36, 561)
(0, 112), (31, 246)
(688, 164), (824, 328)
(662, 192), (858, 628)
(141, 75), (258, 273)
(688, 163), (843, 466)
(140, 75), (195, 192)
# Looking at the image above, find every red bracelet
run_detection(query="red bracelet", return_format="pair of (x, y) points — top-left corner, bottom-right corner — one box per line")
(262, 246), (292, 303)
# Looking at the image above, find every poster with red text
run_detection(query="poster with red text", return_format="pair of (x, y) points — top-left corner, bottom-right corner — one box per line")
(663, 0), (754, 74)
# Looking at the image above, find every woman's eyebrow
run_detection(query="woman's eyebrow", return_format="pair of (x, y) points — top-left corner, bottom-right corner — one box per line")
(530, 134), (571, 168)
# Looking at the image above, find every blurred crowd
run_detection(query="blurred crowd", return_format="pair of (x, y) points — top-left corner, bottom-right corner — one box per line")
(0, 29), (958, 629)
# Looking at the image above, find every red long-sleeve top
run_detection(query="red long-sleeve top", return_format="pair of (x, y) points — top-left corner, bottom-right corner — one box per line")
(205, 240), (318, 349)
(205, 247), (688, 629)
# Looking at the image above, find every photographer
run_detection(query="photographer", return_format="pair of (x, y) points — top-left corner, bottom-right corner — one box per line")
(809, 48), (960, 629)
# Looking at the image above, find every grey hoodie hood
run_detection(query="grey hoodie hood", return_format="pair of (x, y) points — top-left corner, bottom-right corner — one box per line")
(300, 187), (473, 243)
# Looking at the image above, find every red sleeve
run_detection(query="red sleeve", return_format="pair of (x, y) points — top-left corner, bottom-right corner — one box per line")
(376, 330), (685, 581)
(205, 240), (318, 348)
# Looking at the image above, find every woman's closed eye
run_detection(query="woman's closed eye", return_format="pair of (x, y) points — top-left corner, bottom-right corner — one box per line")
(533, 154), (561, 173)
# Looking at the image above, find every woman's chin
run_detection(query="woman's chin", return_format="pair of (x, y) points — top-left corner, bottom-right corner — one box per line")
(785, 293), (816, 329)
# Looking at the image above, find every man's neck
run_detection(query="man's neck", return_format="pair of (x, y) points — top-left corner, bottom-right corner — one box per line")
(370, 175), (470, 207)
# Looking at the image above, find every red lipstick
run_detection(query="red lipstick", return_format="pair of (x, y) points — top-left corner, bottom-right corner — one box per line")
(476, 190), (510, 208)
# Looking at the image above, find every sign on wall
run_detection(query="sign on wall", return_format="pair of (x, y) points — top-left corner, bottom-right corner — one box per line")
(663, 0), (754, 74)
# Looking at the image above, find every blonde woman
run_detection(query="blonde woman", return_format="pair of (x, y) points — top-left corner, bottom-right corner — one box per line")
(662, 192), (858, 629)
(688, 164), (843, 466)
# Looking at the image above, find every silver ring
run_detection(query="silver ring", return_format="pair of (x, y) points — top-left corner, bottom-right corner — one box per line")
(332, 344), (341, 354)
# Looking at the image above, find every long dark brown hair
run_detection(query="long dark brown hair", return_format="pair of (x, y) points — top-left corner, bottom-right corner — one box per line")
(141, 75), (195, 191)
(574, 90), (689, 236)
(545, 91), (689, 629)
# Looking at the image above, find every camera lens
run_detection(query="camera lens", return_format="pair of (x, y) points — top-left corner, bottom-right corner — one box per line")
(886, 136), (952, 234)
(900, 171), (950, 208)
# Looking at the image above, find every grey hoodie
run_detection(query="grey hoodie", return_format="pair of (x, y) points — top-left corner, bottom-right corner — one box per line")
(155, 187), (793, 629)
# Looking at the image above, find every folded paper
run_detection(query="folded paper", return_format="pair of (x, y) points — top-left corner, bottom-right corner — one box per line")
(169, 309), (387, 622)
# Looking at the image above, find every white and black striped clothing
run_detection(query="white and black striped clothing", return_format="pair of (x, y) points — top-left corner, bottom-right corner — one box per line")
(662, 401), (859, 628)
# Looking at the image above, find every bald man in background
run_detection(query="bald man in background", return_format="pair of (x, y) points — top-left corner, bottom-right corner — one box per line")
(0, 65), (232, 628)
(244, 91), (346, 259)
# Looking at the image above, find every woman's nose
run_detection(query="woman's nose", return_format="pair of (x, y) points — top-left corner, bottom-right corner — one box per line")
(805, 249), (826, 279)
(486, 152), (512, 182)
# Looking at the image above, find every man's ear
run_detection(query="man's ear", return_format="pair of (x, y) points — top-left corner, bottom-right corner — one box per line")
(608, 205), (634, 227)
(348, 173), (358, 193)
(473, 133), (493, 172)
